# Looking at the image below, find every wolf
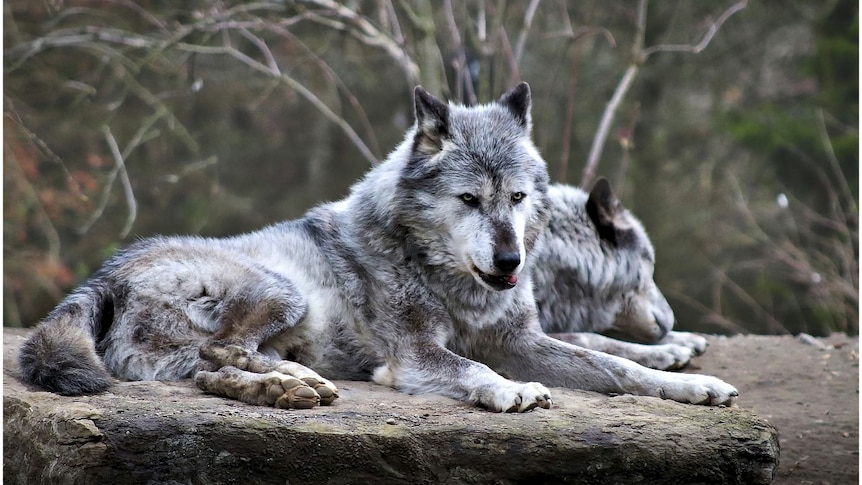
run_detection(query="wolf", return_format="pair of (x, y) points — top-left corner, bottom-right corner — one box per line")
(19, 83), (737, 412)
(534, 181), (709, 370)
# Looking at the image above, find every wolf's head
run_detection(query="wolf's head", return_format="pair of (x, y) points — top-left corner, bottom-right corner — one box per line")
(394, 83), (550, 292)
(535, 180), (675, 342)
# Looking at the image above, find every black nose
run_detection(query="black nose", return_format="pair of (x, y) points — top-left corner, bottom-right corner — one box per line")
(493, 251), (521, 273)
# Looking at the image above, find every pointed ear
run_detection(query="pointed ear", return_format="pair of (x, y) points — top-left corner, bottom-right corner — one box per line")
(413, 86), (449, 155)
(497, 82), (532, 130)
(586, 177), (623, 245)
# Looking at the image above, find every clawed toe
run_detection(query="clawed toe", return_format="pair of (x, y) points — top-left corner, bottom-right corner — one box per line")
(314, 385), (339, 405)
(300, 377), (339, 406)
(275, 384), (321, 409)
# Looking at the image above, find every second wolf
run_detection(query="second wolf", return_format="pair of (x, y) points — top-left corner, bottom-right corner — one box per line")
(19, 84), (737, 412)
(534, 181), (709, 370)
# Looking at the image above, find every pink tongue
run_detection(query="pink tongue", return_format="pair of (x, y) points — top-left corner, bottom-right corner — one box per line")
(505, 275), (518, 285)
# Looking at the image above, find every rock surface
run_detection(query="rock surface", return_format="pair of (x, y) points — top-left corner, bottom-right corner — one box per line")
(3, 328), (778, 484)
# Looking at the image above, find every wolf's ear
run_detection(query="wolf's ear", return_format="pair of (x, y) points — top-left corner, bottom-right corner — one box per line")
(413, 86), (449, 155)
(586, 177), (626, 246)
(497, 82), (531, 130)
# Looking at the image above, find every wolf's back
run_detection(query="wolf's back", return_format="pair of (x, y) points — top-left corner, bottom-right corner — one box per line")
(18, 282), (114, 395)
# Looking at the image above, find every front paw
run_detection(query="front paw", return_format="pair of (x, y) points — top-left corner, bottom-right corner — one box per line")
(658, 374), (738, 406)
(661, 331), (709, 356)
(471, 381), (553, 412)
(637, 344), (694, 370)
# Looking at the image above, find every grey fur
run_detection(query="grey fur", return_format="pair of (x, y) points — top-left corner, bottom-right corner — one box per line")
(19, 84), (736, 411)
(533, 181), (708, 369)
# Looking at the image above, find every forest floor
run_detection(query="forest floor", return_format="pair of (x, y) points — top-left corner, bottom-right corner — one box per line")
(684, 333), (858, 485)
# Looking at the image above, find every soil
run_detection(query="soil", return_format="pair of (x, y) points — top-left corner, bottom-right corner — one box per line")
(684, 333), (859, 485)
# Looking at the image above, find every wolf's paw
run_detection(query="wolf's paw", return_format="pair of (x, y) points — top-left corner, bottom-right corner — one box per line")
(273, 361), (339, 406)
(660, 331), (709, 356)
(657, 374), (738, 406)
(263, 372), (322, 409)
(195, 367), (323, 409)
(637, 344), (694, 370)
(472, 381), (553, 413)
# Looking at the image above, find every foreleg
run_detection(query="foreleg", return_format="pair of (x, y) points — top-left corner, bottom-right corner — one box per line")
(548, 332), (694, 370)
(372, 344), (551, 413)
(485, 328), (737, 406)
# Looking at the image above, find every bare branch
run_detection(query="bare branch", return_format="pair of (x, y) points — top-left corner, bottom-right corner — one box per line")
(195, 42), (379, 165)
(497, 24), (521, 85)
(580, 0), (746, 188)
(443, 0), (476, 104)
(269, 27), (383, 159)
(239, 28), (281, 76)
(514, 0), (542, 66)
(78, 126), (138, 237)
(293, 0), (420, 85)
(642, 0), (749, 58)
(78, 107), (166, 236)
(382, 0), (406, 47)
(102, 126), (138, 239)
(580, 63), (639, 188)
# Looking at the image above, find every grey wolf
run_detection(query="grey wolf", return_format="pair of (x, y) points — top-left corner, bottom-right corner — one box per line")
(534, 181), (709, 370)
(18, 84), (737, 412)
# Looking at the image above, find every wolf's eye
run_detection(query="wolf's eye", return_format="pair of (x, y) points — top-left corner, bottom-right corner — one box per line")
(460, 193), (480, 207)
(511, 192), (525, 204)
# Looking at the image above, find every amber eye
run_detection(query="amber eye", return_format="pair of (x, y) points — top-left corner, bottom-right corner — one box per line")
(511, 192), (525, 203)
(460, 193), (479, 207)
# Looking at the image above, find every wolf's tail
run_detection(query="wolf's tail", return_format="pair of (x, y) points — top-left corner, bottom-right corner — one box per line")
(18, 281), (115, 395)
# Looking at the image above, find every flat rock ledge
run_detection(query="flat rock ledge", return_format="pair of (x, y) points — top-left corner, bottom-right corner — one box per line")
(3, 329), (778, 484)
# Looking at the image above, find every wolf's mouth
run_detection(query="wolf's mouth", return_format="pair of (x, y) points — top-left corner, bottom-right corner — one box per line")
(472, 266), (518, 291)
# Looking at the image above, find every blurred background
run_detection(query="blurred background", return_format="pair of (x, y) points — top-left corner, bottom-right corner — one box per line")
(4, 0), (857, 336)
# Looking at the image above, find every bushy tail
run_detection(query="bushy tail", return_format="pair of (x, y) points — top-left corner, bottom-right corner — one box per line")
(18, 283), (114, 395)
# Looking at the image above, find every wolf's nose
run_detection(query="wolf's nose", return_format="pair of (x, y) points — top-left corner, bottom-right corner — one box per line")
(493, 251), (521, 273)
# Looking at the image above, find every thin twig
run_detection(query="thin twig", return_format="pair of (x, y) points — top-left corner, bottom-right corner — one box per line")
(443, 0), (476, 104)
(295, 0), (420, 85)
(382, 0), (406, 46)
(815, 107), (856, 213)
(239, 28), (281, 76)
(263, 24), (383, 160)
(194, 42), (379, 165)
(102, 126), (138, 238)
(497, 23), (521, 85)
(642, 0), (749, 58)
(514, 0), (542, 66)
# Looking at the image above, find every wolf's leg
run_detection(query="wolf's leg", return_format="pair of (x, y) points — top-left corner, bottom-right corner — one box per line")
(194, 276), (338, 407)
(658, 331), (708, 356)
(548, 332), (694, 370)
(372, 346), (551, 413)
(484, 327), (737, 406)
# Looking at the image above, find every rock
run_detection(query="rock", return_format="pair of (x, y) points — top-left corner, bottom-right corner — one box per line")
(3, 329), (778, 484)
(796, 332), (830, 350)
